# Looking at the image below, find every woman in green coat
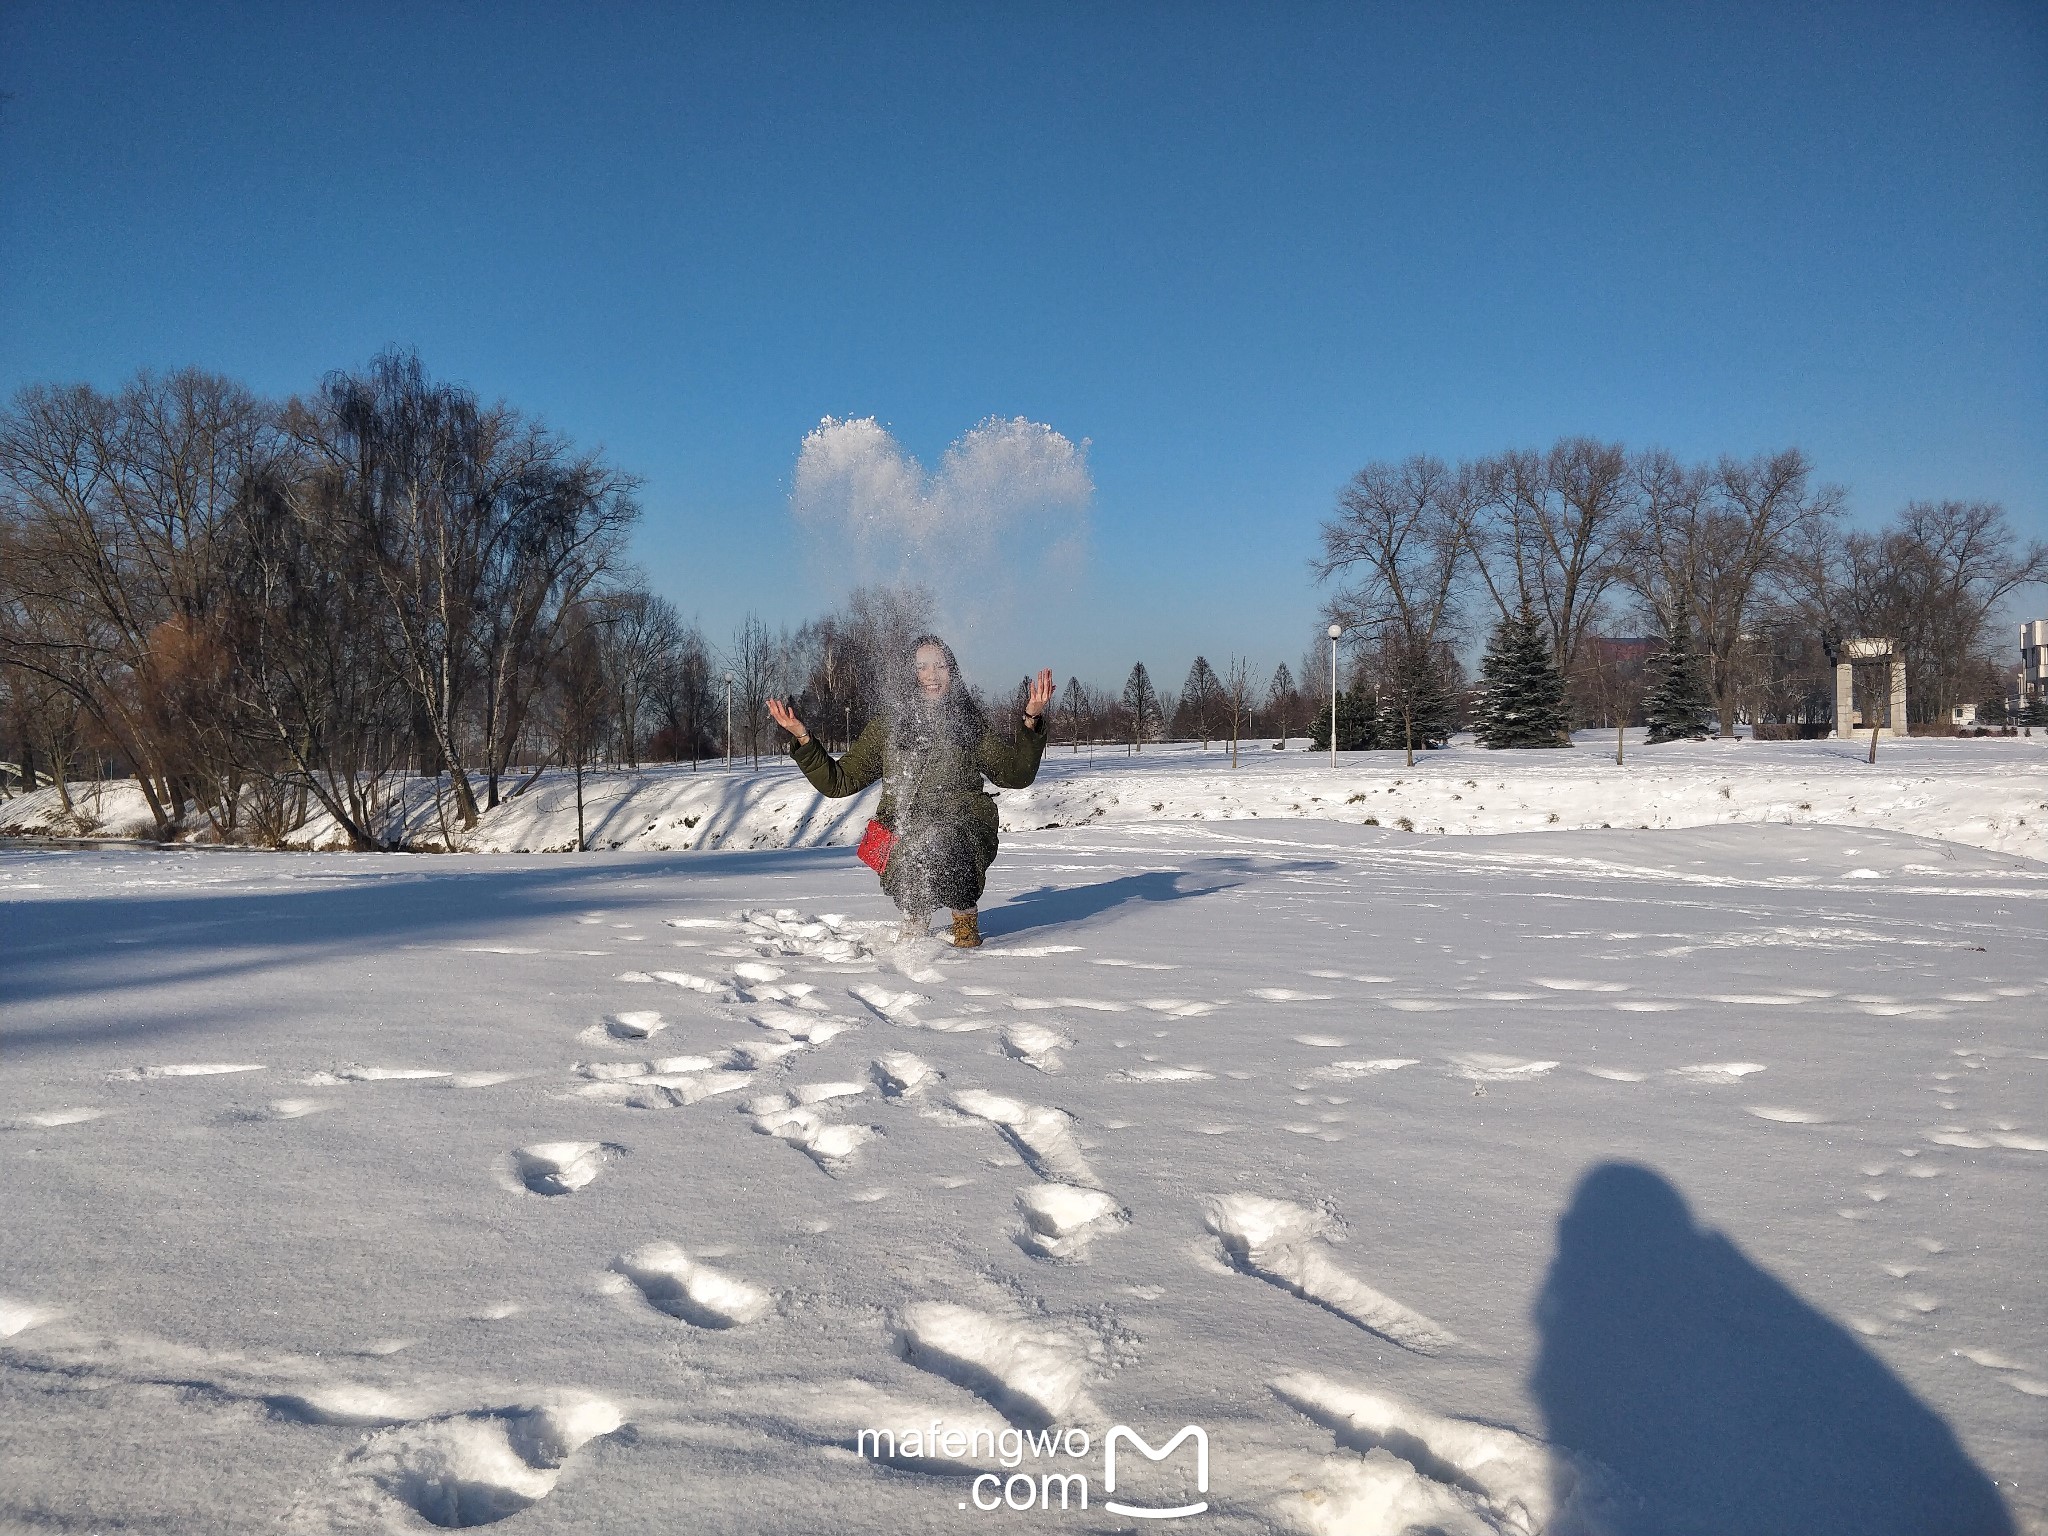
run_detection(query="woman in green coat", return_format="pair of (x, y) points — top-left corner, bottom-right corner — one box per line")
(768, 636), (1055, 948)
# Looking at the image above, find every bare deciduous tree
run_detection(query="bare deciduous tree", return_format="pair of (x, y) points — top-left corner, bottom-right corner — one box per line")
(1626, 447), (1843, 737)
(1837, 501), (2047, 726)
(1470, 438), (1635, 706)
(1317, 454), (1475, 759)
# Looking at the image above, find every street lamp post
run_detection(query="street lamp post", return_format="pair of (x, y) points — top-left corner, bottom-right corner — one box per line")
(1328, 623), (1342, 769)
(724, 673), (734, 771)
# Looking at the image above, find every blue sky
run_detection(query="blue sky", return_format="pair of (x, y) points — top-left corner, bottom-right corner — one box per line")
(3, 2), (2043, 691)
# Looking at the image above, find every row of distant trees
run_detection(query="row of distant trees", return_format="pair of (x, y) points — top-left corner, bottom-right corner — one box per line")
(0, 354), (742, 846)
(1313, 439), (2046, 742)
(0, 341), (1261, 851)
(9, 364), (2042, 846)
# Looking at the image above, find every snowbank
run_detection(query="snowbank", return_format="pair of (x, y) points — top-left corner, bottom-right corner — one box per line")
(8, 735), (2046, 859)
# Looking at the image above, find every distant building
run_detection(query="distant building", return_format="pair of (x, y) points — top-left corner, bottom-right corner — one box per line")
(1952, 703), (1978, 728)
(2023, 620), (2048, 704)
(1589, 636), (1655, 668)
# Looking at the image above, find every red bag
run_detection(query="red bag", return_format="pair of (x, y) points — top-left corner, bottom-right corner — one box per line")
(856, 819), (897, 874)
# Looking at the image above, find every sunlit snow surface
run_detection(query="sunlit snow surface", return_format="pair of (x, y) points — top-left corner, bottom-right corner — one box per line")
(2, 821), (2044, 1533)
(10, 734), (2048, 864)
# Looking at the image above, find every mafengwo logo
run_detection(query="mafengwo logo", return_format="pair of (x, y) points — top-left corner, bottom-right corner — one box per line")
(1103, 1425), (1209, 1519)
(852, 1420), (1210, 1517)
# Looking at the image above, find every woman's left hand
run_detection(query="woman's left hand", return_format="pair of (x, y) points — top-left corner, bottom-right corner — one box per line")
(1024, 669), (1056, 724)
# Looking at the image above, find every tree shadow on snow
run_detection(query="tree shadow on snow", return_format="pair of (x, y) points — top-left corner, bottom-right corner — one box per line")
(1532, 1162), (2013, 1536)
(981, 870), (1241, 939)
(0, 844), (855, 1031)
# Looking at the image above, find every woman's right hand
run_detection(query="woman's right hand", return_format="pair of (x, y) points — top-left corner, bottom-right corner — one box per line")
(767, 697), (810, 745)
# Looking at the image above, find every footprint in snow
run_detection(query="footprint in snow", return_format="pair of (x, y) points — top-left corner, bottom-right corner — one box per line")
(110, 1063), (265, 1081)
(750, 1007), (853, 1044)
(1670, 1062), (1766, 1083)
(323, 1397), (623, 1528)
(574, 1069), (753, 1110)
(649, 969), (736, 1001)
(9, 1306), (623, 1531)
(223, 1097), (329, 1123)
(894, 1301), (1102, 1430)
(1922, 1126), (2048, 1151)
(748, 1378), (1019, 1476)
(871, 1052), (936, 1097)
(0, 1298), (58, 1337)
(1269, 1371), (1611, 1535)
(1445, 1053), (1558, 1082)
(602, 1011), (666, 1040)
(738, 907), (873, 962)
(947, 1091), (1100, 1188)
(609, 1241), (770, 1328)
(851, 984), (929, 1022)
(742, 1092), (879, 1174)
(1309, 1059), (1419, 1081)
(1204, 1195), (1456, 1355)
(1000, 1022), (1069, 1073)
(9, 1107), (109, 1128)
(1012, 1184), (1128, 1264)
(509, 1142), (621, 1196)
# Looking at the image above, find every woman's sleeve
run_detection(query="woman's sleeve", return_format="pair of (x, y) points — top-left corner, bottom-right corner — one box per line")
(791, 718), (885, 798)
(979, 715), (1049, 789)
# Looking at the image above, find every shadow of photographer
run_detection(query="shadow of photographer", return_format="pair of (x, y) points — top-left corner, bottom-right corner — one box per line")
(1532, 1162), (2013, 1536)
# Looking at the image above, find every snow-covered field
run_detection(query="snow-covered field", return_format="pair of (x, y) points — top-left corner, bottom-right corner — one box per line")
(7, 733), (2048, 862)
(3, 818), (2043, 1533)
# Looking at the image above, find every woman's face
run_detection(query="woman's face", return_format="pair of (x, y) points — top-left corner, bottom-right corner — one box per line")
(914, 643), (953, 700)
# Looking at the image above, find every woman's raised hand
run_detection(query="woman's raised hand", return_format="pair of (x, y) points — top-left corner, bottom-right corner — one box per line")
(1024, 670), (1056, 723)
(766, 697), (809, 744)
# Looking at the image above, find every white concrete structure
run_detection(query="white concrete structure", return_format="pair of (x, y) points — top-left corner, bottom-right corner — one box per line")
(1834, 637), (1908, 739)
(2022, 619), (2048, 705)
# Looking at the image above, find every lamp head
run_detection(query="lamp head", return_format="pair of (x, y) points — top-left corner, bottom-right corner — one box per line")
(1327, 624), (1343, 640)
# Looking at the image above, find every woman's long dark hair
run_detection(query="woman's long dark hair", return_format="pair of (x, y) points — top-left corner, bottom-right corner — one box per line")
(887, 633), (987, 755)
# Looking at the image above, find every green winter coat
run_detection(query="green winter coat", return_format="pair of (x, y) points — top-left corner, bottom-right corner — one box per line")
(791, 712), (1048, 907)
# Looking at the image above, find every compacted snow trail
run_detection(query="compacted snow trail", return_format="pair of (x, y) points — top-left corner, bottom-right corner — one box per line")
(2, 824), (2043, 1533)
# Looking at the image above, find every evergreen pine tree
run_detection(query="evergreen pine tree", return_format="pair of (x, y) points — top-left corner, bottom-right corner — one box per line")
(1382, 641), (1459, 751)
(1122, 662), (1162, 750)
(1310, 688), (1378, 751)
(1265, 663), (1297, 742)
(1643, 623), (1714, 742)
(1475, 609), (1570, 748)
(1176, 656), (1222, 746)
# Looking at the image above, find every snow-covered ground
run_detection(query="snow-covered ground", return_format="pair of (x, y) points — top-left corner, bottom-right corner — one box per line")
(7, 733), (2048, 861)
(3, 820), (2043, 1532)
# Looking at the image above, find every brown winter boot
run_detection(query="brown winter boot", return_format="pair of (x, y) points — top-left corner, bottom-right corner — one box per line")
(949, 910), (983, 949)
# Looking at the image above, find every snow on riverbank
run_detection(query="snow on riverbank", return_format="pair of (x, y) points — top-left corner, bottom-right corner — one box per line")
(3, 823), (2043, 1532)
(9, 734), (2048, 860)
